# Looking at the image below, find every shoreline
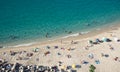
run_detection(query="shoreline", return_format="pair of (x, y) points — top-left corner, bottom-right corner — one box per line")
(2, 21), (120, 49)
(0, 22), (120, 50)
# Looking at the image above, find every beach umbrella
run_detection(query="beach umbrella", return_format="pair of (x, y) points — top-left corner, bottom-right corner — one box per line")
(66, 66), (72, 70)
(114, 57), (118, 61)
(6, 64), (12, 70)
(102, 37), (111, 42)
(61, 65), (66, 70)
(46, 46), (50, 49)
(88, 53), (94, 59)
(102, 37), (107, 42)
(88, 40), (93, 44)
(95, 60), (100, 64)
(114, 37), (118, 42)
(19, 66), (23, 71)
(57, 53), (61, 55)
(96, 38), (101, 43)
(34, 48), (39, 52)
(72, 64), (75, 69)
(38, 66), (45, 71)
(114, 37), (120, 42)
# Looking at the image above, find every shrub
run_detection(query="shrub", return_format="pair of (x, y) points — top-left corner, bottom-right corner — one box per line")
(89, 65), (96, 72)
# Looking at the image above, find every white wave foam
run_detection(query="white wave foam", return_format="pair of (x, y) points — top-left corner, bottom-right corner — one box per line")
(10, 42), (36, 48)
(62, 33), (79, 38)
(80, 31), (90, 34)
(5, 31), (90, 48)
(62, 31), (90, 39)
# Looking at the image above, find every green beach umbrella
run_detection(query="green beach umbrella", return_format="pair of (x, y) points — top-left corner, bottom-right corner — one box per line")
(89, 40), (93, 44)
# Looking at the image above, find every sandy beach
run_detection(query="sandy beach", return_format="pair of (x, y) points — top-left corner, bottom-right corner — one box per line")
(0, 23), (120, 72)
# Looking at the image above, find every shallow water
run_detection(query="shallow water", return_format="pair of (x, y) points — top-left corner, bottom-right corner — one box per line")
(0, 0), (120, 46)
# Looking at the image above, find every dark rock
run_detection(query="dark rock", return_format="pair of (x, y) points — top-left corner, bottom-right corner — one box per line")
(9, 35), (19, 40)
(68, 31), (72, 34)
(86, 23), (90, 26)
(65, 31), (67, 33)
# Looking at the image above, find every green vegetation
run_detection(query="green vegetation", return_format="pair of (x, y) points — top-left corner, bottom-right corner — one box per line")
(89, 65), (96, 72)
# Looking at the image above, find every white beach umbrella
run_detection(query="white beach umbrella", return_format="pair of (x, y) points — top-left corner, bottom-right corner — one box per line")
(114, 37), (118, 42)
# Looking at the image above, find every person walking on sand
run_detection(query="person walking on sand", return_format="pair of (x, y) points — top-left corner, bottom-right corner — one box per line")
(61, 40), (63, 44)
(71, 40), (74, 44)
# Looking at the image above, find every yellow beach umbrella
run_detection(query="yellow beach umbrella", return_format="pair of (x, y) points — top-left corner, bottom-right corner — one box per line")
(72, 64), (75, 69)
(61, 65), (66, 70)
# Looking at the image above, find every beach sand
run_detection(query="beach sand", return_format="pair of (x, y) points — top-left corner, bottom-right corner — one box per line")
(0, 24), (120, 72)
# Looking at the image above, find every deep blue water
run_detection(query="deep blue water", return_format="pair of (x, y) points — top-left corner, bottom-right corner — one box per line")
(0, 0), (120, 46)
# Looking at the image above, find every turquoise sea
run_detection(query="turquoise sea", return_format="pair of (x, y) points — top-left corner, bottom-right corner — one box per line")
(0, 0), (120, 46)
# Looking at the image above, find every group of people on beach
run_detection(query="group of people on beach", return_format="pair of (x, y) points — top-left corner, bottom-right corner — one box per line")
(0, 59), (82, 72)
(0, 61), (61, 72)
(0, 35), (120, 72)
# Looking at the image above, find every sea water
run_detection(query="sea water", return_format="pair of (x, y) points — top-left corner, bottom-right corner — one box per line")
(0, 0), (120, 46)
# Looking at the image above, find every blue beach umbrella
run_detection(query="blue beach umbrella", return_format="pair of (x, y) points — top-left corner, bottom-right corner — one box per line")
(95, 60), (100, 64)
(96, 38), (100, 43)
